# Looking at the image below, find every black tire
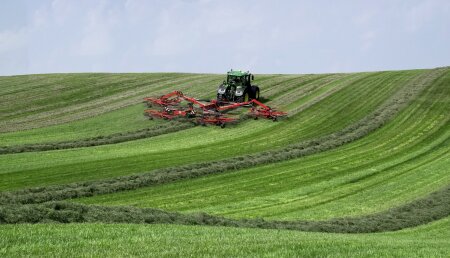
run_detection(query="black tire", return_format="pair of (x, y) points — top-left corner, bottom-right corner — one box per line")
(250, 86), (260, 100)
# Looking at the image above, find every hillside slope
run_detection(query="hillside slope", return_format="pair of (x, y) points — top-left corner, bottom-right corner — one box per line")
(0, 68), (449, 256)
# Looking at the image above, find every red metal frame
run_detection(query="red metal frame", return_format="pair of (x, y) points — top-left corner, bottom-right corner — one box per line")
(144, 91), (184, 107)
(143, 91), (287, 127)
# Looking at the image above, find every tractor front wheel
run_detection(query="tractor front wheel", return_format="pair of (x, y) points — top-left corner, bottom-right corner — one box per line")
(236, 92), (249, 103)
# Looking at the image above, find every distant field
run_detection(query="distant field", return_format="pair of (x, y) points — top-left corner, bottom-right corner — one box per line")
(0, 68), (449, 256)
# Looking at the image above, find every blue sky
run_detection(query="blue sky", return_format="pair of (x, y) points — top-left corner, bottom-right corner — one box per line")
(0, 0), (449, 75)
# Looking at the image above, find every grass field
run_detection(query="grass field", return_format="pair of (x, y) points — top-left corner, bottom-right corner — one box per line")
(0, 68), (449, 257)
(1, 217), (450, 257)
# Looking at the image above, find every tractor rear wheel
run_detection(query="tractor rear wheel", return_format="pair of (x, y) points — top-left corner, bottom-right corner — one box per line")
(251, 86), (260, 100)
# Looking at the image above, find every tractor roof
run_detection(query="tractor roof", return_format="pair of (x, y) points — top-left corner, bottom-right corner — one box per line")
(227, 70), (249, 77)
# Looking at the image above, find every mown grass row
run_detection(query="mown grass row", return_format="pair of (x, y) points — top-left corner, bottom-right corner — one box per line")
(1, 184), (448, 234)
(0, 70), (423, 190)
(1, 68), (443, 204)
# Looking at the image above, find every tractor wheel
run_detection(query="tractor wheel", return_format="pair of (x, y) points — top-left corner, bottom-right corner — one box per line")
(251, 86), (260, 100)
(244, 92), (250, 102)
(236, 92), (249, 103)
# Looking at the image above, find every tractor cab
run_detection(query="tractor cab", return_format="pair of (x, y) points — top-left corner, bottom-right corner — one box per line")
(217, 70), (259, 103)
(227, 70), (253, 87)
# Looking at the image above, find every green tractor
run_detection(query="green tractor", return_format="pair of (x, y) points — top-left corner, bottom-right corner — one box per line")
(217, 70), (260, 102)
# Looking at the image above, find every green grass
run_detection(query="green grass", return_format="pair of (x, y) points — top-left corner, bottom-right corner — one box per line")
(1, 217), (449, 257)
(0, 70), (429, 190)
(0, 73), (303, 145)
(0, 104), (161, 146)
(0, 68), (449, 257)
(77, 68), (450, 220)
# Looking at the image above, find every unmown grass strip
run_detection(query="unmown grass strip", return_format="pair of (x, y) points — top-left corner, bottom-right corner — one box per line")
(0, 68), (443, 204)
(1, 218), (449, 257)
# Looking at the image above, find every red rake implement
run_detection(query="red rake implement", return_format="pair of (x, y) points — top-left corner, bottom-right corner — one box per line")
(143, 91), (287, 128)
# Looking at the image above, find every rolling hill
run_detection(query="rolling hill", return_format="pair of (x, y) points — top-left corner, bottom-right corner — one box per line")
(0, 67), (449, 256)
